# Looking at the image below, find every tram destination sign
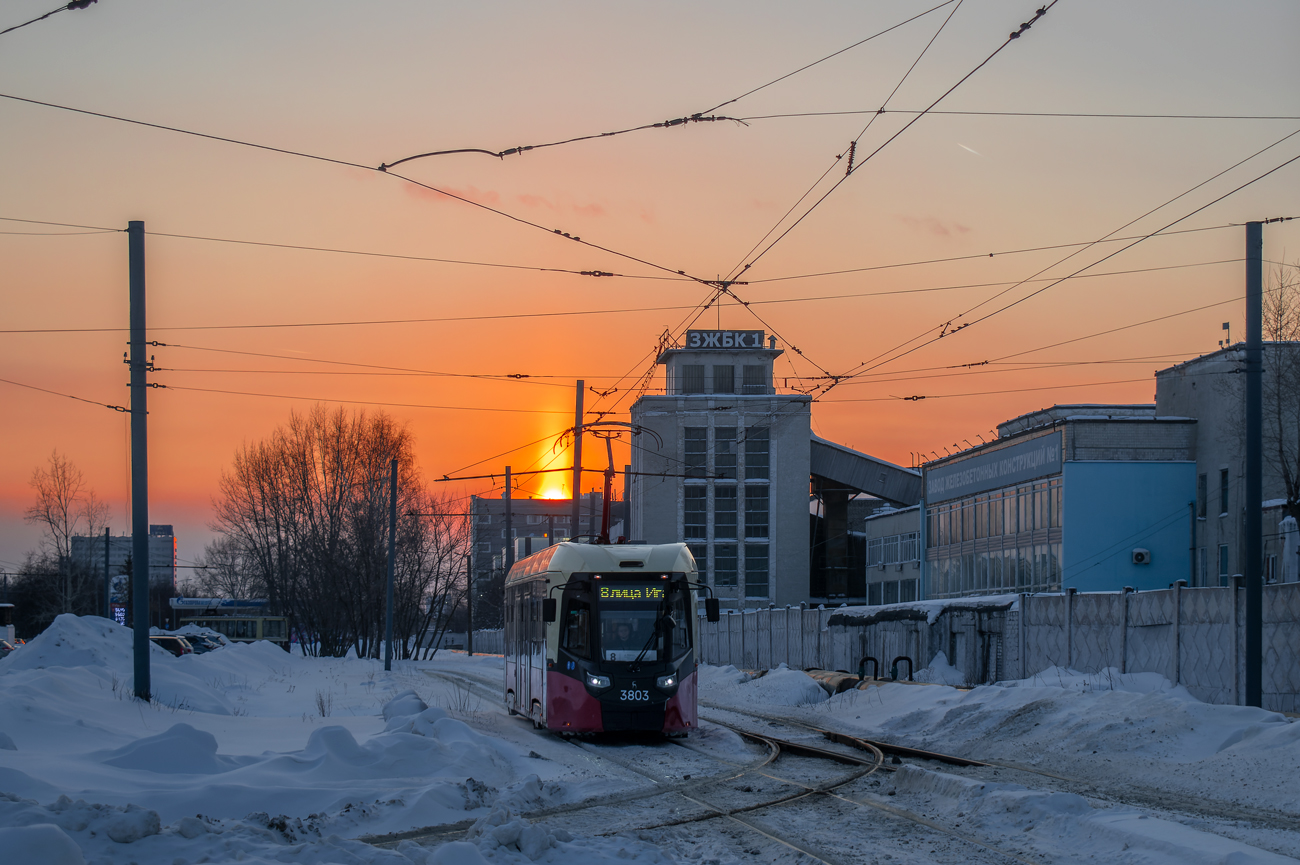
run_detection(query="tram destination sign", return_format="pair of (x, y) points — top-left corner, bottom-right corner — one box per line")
(925, 433), (1062, 503)
(599, 585), (665, 602)
(684, 329), (765, 350)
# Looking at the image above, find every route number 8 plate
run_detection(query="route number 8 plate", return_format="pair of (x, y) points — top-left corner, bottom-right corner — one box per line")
(620, 689), (650, 702)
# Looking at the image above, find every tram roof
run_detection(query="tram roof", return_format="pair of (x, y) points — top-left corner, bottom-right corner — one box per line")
(504, 541), (695, 584)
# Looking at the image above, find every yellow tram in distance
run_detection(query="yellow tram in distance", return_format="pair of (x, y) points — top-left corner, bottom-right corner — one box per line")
(503, 541), (719, 735)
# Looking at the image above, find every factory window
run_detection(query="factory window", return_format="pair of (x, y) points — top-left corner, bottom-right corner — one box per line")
(1219, 544), (1230, 586)
(868, 582), (882, 606)
(1197, 474), (1207, 518)
(744, 427), (769, 480)
(685, 427), (707, 478)
(684, 486), (707, 539)
(714, 484), (738, 538)
(741, 365), (767, 394)
(680, 364), (706, 394)
(900, 579), (918, 602)
(744, 543), (769, 597)
(714, 427), (737, 479)
(712, 365), (735, 394)
(687, 543), (708, 579)
(744, 485), (768, 538)
(883, 580), (899, 605)
(1220, 469), (1230, 516)
(714, 543), (737, 586)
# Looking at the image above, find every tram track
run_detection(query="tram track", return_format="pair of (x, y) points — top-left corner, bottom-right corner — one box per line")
(368, 667), (1054, 863)
(703, 700), (1300, 857)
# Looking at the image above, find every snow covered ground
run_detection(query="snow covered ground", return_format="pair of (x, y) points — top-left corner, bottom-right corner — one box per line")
(0, 615), (1296, 864)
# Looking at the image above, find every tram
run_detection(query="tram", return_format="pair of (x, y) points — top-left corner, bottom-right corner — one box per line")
(503, 541), (719, 735)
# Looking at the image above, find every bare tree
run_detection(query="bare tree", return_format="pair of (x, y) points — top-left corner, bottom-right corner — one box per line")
(1263, 262), (1300, 524)
(22, 450), (111, 617)
(210, 405), (470, 657)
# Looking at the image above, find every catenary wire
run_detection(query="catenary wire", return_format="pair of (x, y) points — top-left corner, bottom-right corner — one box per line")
(157, 384), (574, 414)
(720, 0), (965, 295)
(0, 375), (126, 412)
(0, 1), (96, 39)
(700, 0), (959, 114)
(830, 128), (1300, 388)
(0, 93), (717, 288)
(821, 376), (1151, 403)
(740, 109), (1300, 122)
(727, 2), (1058, 282)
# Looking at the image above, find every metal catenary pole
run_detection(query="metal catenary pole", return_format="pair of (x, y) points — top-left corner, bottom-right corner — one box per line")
(384, 458), (397, 671)
(466, 555), (474, 657)
(504, 466), (514, 573)
(571, 381), (583, 538)
(128, 220), (150, 701)
(1245, 221), (1263, 707)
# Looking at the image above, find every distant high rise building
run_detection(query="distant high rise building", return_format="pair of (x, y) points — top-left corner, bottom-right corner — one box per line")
(70, 525), (177, 603)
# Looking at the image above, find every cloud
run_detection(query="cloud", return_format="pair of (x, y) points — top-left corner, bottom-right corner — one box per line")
(514, 193), (606, 217)
(403, 183), (501, 208)
(897, 215), (972, 237)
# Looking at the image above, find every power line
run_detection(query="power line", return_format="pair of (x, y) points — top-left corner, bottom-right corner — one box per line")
(727, 2), (1058, 282)
(829, 127), (1300, 388)
(0, 1), (96, 39)
(701, 0), (960, 114)
(157, 384), (573, 414)
(379, 114), (746, 170)
(741, 108), (1300, 122)
(0, 93), (716, 287)
(821, 376), (1151, 404)
(0, 375), (126, 412)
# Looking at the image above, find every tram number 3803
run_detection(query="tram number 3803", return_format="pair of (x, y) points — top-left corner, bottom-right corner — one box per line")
(620, 689), (650, 702)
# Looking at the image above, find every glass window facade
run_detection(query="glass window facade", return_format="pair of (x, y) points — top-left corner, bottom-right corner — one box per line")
(712, 365), (734, 394)
(744, 427), (769, 480)
(684, 486), (706, 539)
(715, 427), (737, 479)
(926, 477), (1063, 597)
(681, 364), (705, 394)
(715, 543), (738, 586)
(744, 543), (769, 597)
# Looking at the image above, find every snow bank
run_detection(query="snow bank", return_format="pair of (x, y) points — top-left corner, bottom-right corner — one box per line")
(890, 765), (1297, 864)
(701, 663), (827, 706)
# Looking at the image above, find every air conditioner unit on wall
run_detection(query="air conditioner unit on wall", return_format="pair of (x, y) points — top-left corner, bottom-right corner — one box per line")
(1132, 548), (1151, 565)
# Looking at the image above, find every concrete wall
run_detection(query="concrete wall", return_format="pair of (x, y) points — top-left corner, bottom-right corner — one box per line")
(689, 583), (1300, 712)
(1062, 461), (1196, 592)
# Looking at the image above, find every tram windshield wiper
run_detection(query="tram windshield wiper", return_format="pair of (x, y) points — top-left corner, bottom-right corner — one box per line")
(630, 611), (675, 671)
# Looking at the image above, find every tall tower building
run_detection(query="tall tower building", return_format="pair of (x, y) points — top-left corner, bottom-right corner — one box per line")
(630, 330), (812, 608)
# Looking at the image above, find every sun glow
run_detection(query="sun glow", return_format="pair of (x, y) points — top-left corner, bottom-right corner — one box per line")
(541, 487), (566, 500)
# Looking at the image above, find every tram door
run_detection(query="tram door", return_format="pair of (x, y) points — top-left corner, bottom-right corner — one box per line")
(507, 579), (545, 718)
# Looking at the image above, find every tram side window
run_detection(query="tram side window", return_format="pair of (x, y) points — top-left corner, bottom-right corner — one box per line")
(562, 600), (592, 659)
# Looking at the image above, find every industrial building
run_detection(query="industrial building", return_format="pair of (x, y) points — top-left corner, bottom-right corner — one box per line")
(1156, 343), (1300, 585)
(921, 405), (1197, 597)
(628, 329), (921, 608)
(69, 524), (177, 591)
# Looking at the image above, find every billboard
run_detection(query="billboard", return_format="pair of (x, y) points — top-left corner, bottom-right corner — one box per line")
(925, 433), (1062, 502)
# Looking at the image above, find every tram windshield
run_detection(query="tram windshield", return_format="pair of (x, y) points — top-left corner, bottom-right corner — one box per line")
(595, 580), (690, 662)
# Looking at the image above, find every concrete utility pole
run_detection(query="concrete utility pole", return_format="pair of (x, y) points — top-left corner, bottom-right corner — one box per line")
(128, 220), (150, 701)
(385, 458), (397, 672)
(103, 527), (111, 619)
(571, 381), (583, 539)
(1245, 221), (1263, 707)
(504, 466), (514, 573)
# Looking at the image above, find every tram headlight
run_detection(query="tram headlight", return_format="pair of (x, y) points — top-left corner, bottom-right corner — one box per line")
(586, 673), (611, 689)
(655, 674), (677, 689)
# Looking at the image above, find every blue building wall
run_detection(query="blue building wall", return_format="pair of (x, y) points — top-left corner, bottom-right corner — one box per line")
(1061, 461), (1195, 592)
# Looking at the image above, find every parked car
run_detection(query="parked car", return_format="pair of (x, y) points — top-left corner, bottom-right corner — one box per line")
(181, 633), (225, 654)
(0, 639), (15, 658)
(149, 635), (193, 657)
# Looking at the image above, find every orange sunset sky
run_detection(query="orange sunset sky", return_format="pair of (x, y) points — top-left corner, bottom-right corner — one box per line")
(2, 0), (1299, 575)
